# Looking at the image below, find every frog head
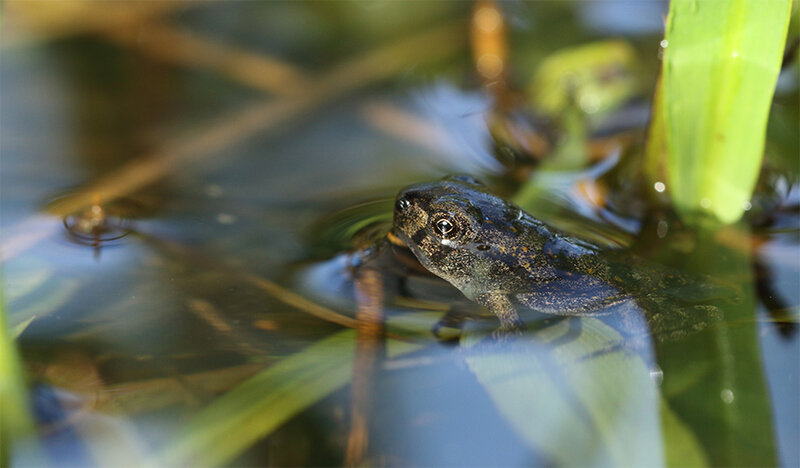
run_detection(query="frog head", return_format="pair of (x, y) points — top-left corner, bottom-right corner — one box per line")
(392, 176), (538, 300)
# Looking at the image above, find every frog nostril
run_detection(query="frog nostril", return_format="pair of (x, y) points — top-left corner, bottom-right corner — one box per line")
(395, 198), (411, 213)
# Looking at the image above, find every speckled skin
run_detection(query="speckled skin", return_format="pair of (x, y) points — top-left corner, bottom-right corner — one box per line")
(392, 176), (722, 336)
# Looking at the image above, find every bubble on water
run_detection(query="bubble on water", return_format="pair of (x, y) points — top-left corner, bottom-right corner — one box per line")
(650, 366), (664, 386)
(216, 213), (237, 225)
(205, 184), (224, 198)
(720, 388), (735, 404)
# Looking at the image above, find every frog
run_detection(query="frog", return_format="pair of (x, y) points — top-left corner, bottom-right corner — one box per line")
(391, 175), (724, 338)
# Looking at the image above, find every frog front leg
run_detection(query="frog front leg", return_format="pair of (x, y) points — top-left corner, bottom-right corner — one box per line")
(475, 292), (525, 336)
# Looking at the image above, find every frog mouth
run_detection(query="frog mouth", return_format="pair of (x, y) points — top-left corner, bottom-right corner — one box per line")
(386, 230), (407, 247)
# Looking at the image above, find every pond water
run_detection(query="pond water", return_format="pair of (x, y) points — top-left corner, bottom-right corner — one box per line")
(2, 1), (798, 467)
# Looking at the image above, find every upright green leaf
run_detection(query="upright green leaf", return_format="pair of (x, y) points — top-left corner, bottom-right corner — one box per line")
(660, 0), (792, 224)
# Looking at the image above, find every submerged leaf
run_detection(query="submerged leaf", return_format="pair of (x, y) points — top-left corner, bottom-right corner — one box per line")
(157, 328), (422, 467)
(463, 318), (665, 466)
(157, 330), (359, 467)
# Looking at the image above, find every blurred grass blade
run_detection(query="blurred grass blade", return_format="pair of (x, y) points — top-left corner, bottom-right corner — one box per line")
(10, 280), (80, 337)
(659, 0), (792, 224)
(463, 318), (667, 466)
(0, 285), (43, 465)
(5, 260), (80, 336)
(157, 330), (357, 467)
(157, 329), (421, 467)
(12, 316), (36, 339)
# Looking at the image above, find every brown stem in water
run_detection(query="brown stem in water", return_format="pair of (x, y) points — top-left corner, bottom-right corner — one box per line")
(344, 267), (385, 467)
(105, 21), (312, 96)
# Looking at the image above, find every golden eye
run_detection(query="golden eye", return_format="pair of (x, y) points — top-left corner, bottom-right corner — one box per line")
(433, 215), (458, 239)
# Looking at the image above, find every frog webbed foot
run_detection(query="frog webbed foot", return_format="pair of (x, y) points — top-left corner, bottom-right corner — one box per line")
(432, 306), (473, 343)
(489, 322), (525, 341)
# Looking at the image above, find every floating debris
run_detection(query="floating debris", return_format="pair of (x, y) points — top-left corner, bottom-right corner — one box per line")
(62, 197), (133, 251)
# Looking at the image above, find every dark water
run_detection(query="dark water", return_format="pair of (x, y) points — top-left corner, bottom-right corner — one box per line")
(2, 1), (798, 467)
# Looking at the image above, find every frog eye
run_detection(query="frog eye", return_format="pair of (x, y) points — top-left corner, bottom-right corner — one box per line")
(432, 215), (459, 239)
(395, 198), (411, 213)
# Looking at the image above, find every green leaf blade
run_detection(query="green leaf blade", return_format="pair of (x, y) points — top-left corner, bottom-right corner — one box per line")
(662, 0), (792, 224)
